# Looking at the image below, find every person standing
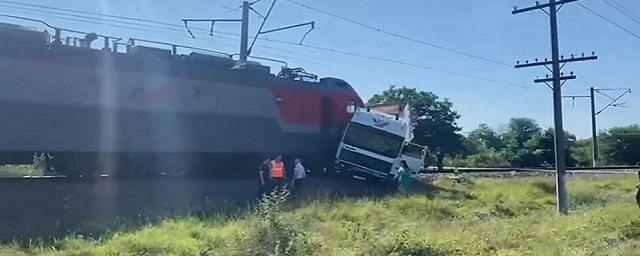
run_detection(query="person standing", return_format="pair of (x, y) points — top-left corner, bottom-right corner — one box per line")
(435, 147), (444, 171)
(257, 157), (271, 198)
(421, 146), (430, 171)
(36, 152), (54, 174)
(290, 158), (307, 196)
(394, 160), (412, 194)
(269, 155), (286, 190)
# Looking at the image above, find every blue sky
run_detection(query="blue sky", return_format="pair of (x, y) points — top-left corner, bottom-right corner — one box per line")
(1, 0), (638, 138)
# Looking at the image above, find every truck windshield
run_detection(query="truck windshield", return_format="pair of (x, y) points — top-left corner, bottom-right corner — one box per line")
(402, 143), (424, 159)
(343, 122), (404, 158)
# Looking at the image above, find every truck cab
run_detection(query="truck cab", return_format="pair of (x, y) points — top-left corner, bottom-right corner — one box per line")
(334, 105), (424, 181)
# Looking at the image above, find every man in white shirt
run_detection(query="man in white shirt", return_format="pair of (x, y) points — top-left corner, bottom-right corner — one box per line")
(290, 158), (307, 195)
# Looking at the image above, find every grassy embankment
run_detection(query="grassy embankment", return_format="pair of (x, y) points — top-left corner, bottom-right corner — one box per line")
(2, 174), (640, 255)
(0, 165), (42, 178)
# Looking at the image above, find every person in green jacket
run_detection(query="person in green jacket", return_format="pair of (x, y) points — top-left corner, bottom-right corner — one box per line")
(394, 160), (412, 194)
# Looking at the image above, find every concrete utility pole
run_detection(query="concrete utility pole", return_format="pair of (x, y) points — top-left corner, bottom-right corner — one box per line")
(590, 87), (598, 166)
(239, 1), (250, 62)
(548, 0), (568, 215)
(512, 0), (597, 215)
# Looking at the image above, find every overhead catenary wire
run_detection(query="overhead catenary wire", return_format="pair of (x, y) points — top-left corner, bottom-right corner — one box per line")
(262, 38), (530, 89)
(603, 0), (640, 22)
(281, 0), (512, 67)
(491, 0), (514, 7)
(0, 5), (242, 50)
(0, 3), (185, 33)
(0, 1), (528, 89)
(248, 0), (278, 54)
(577, 2), (640, 40)
(602, 0), (640, 24)
(0, 6), (195, 40)
(0, 0), (187, 28)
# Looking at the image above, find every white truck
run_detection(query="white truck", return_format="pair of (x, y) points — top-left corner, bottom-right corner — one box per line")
(333, 104), (425, 183)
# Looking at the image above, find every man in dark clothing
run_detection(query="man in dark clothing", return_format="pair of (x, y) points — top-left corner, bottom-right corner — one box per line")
(435, 147), (444, 171)
(257, 157), (271, 198)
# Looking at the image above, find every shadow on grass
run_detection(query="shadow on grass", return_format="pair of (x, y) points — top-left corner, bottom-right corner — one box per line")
(4, 174), (477, 248)
(1, 175), (397, 244)
(406, 176), (478, 201)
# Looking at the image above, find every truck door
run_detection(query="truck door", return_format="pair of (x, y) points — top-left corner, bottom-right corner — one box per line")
(400, 142), (425, 174)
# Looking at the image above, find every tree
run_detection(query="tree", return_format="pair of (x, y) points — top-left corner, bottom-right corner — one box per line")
(496, 119), (577, 167)
(466, 123), (503, 154)
(465, 148), (509, 167)
(503, 118), (542, 149)
(500, 118), (542, 166)
(599, 124), (640, 165)
(368, 86), (464, 154)
(459, 119), (583, 167)
(525, 128), (578, 167)
(573, 139), (593, 166)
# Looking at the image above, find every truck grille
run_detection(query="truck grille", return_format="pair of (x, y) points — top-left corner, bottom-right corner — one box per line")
(338, 149), (392, 174)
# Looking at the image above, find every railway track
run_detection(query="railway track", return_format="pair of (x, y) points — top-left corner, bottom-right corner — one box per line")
(414, 166), (638, 179)
(421, 166), (638, 174)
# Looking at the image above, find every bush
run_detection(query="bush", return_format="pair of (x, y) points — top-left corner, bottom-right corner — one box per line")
(530, 180), (556, 195)
(367, 230), (446, 256)
(445, 149), (509, 167)
(243, 188), (315, 256)
(621, 221), (640, 239)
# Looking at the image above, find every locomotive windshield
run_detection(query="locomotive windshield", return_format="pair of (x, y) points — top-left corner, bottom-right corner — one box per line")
(342, 122), (404, 158)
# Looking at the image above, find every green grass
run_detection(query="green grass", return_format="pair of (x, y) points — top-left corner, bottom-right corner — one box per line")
(3, 175), (640, 255)
(0, 165), (42, 178)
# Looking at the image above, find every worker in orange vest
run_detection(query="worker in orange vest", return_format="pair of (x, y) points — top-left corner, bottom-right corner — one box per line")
(270, 155), (286, 190)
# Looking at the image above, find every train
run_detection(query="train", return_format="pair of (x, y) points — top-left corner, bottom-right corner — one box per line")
(0, 19), (363, 177)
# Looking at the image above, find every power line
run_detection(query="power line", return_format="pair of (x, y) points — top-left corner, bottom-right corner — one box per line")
(0, 5), (185, 36)
(492, 0), (515, 7)
(0, 3), (528, 89)
(248, 0), (278, 54)
(0, 5), (242, 49)
(281, 0), (512, 67)
(605, 0), (640, 21)
(0, 2), (249, 47)
(602, 0), (640, 24)
(0, 0), (185, 28)
(577, 2), (640, 40)
(257, 37), (529, 89)
(0, 3), (183, 32)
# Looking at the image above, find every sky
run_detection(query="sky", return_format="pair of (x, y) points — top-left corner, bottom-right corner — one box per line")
(0, 0), (638, 138)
